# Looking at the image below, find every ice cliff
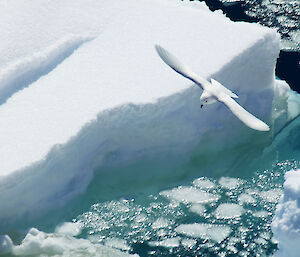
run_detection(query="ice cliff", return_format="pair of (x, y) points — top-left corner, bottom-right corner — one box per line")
(0, 0), (285, 229)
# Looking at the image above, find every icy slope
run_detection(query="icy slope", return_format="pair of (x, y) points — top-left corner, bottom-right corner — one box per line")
(0, 0), (280, 226)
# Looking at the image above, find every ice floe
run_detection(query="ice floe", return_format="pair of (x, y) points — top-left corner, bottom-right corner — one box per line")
(160, 186), (220, 204)
(175, 223), (231, 242)
(0, 0), (281, 226)
(214, 203), (244, 219)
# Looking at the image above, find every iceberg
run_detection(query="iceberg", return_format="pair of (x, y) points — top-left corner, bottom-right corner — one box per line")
(0, 0), (286, 231)
(9, 228), (138, 257)
(272, 169), (300, 257)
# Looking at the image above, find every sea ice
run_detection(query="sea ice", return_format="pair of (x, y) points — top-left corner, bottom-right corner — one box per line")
(193, 178), (216, 189)
(238, 193), (256, 204)
(254, 237), (268, 245)
(104, 238), (131, 251)
(149, 237), (181, 248)
(253, 211), (269, 218)
(214, 203), (244, 219)
(175, 223), (231, 242)
(189, 204), (206, 216)
(160, 186), (220, 204)
(55, 222), (83, 236)
(0, 235), (13, 255)
(259, 188), (283, 203)
(219, 177), (244, 189)
(151, 218), (170, 229)
(181, 238), (197, 249)
(272, 169), (300, 257)
(10, 228), (137, 257)
(0, 0), (282, 226)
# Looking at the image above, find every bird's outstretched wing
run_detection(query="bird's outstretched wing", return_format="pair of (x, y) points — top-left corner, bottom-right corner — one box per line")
(210, 79), (238, 99)
(155, 45), (208, 89)
(217, 94), (270, 131)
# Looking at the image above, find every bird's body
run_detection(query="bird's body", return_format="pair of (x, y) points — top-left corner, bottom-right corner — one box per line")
(155, 45), (270, 132)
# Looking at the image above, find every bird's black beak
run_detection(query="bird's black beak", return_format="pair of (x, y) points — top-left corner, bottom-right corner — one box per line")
(200, 104), (203, 108)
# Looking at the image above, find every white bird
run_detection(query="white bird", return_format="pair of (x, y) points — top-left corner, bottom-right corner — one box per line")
(155, 45), (270, 131)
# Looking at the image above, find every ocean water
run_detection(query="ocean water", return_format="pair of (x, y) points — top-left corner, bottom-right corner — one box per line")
(4, 114), (298, 256)
(71, 116), (300, 257)
(1, 1), (299, 256)
(200, 0), (300, 93)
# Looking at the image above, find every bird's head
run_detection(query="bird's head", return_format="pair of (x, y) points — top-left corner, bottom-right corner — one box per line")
(200, 92), (215, 108)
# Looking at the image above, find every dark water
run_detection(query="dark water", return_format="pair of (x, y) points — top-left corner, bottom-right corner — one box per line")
(191, 0), (300, 93)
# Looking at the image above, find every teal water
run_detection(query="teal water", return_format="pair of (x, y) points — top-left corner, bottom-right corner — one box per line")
(55, 116), (299, 256)
(3, 102), (300, 256)
(74, 161), (298, 257)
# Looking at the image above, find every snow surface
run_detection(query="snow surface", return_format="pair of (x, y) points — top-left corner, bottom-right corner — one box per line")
(54, 222), (83, 237)
(0, 0), (282, 226)
(272, 169), (300, 257)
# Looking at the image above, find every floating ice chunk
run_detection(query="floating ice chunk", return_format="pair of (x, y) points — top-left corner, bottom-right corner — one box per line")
(134, 214), (147, 223)
(228, 237), (240, 245)
(12, 228), (137, 257)
(260, 232), (271, 240)
(181, 238), (197, 249)
(238, 193), (256, 204)
(0, 0), (280, 225)
(105, 238), (131, 251)
(0, 235), (13, 254)
(259, 188), (283, 202)
(254, 237), (267, 245)
(149, 237), (180, 248)
(238, 226), (249, 235)
(193, 178), (216, 189)
(55, 222), (82, 236)
(252, 211), (269, 218)
(175, 223), (231, 242)
(156, 229), (167, 238)
(215, 203), (244, 219)
(272, 169), (300, 257)
(189, 204), (206, 216)
(160, 187), (220, 204)
(219, 177), (244, 189)
(152, 218), (170, 229)
(226, 245), (238, 254)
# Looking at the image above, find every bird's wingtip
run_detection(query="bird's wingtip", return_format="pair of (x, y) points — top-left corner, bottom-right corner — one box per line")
(257, 123), (270, 132)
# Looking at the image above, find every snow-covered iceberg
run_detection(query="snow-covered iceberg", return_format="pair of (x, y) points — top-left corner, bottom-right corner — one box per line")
(0, 0), (284, 228)
(272, 169), (300, 257)
(0, 227), (138, 257)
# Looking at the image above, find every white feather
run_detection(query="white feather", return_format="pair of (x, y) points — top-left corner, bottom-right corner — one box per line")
(217, 94), (270, 131)
(155, 44), (270, 132)
(155, 45), (208, 89)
